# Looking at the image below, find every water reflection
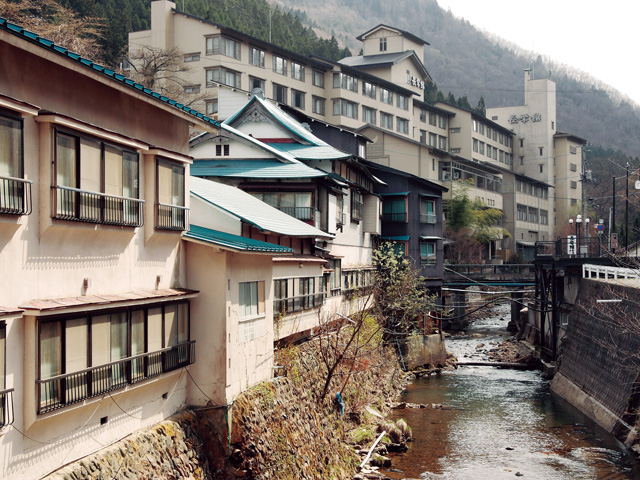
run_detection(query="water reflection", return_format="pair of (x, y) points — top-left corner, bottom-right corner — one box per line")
(384, 304), (639, 480)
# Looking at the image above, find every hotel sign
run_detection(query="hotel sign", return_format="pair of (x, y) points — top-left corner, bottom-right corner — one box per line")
(409, 76), (425, 89)
(509, 113), (542, 124)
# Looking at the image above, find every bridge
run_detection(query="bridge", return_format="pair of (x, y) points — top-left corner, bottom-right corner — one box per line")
(443, 264), (535, 287)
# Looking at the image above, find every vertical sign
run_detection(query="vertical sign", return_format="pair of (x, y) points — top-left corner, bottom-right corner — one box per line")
(567, 235), (577, 255)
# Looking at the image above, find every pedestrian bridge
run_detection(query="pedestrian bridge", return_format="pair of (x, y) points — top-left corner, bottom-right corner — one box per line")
(443, 264), (535, 287)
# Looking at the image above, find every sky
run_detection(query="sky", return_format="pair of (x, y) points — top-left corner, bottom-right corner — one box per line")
(436, 0), (640, 105)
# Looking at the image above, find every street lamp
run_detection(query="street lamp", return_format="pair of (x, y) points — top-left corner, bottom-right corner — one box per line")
(569, 214), (589, 256)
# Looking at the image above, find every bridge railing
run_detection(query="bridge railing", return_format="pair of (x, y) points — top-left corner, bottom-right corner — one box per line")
(535, 237), (608, 259)
(444, 264), (535, 276)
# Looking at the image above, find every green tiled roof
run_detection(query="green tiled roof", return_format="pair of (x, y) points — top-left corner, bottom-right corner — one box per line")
(185, 225), (293, 253)
(191, 159), (327, 179)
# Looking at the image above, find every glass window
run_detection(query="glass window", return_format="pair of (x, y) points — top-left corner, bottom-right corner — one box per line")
(351, 189), (363, 222)
(420, 198), (436, 223)
(249, 47), (265, 67)
(429, 112), (437, 126)
(312, 96), (325, 115)
(420, 241), (436, 265)
(239, 281), (265, 319)
(396, 95), (409, 111)
(380, 88), (393, 105)
(396, 118), (409, 134)
(333, 99), (358, 119)
(273, 84), (288, 104)
(0, 113), (22, 179)
(206, 67), (241, 89)
(291, 62), (305, 81)
(438, 116), (447, 129)
(249, 76), (265, 92)
(291, 90), (305, 109)
(157, 159), (186, 230)
(362, 106), (376, 125)
(382, 197), (406, 222)
(184, 53), (200, 62)
(333, 73), (358, 92)
(206, 36), (240, 59)
(438, 136), (447, 150)
(363, 82), (376, 99)
(312, 70), (324, 88)
(273, 55), (287, 75)
(206, 99), (219, 115)
(380, 37), (387, 51)
(380, 112), (393, 130)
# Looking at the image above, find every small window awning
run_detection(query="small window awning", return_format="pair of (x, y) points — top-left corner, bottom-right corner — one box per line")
(379, 192), (409, 197)
(516, 240), (537, 247)
(19, 288), (199, 315)
(272, 254), (328, 264)
(419, 193), (440, 198)
(420, 236), (442, 240)
(380, 235), (410, 241)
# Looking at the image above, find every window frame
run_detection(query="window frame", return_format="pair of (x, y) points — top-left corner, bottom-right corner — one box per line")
(0, 109), (32, 216)
(205, 35), (241, 60)
(312, 96), (325, 116)
(249, 46), (265, 68)
(156, 158), (188, 231)
(291, 62), (305, 82)
(420, 240), (436, 266)
(350, 189), (363, 223)
(272, 83), (288, 105)
(273, 55), (288, 76)
(291, 89), (305, 109)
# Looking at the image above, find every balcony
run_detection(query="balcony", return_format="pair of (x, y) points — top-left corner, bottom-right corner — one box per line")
(420, 213), (436, 224)
(52, 186), (144, 227)
(382, 212), (407, 222)
(0, 175), (32, 215)
(0, 388), (14, 427)
(274, 293), (325, 316)
(156, 203), (189, 231)
(37, 341), (195, 414)
(279, 206), (314, 221)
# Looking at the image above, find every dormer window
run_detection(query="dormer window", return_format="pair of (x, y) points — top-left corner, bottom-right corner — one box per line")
(216, 144), (230, 156)
(380, 37), (387, 52)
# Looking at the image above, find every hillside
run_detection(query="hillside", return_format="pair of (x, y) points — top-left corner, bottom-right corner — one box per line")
(272, 0), (640, 159)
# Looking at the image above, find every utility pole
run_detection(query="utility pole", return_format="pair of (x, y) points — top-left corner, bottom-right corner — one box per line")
(581, 147), (588, 244)
(612, 175), (616, 235)
(625, 162), (630, 249)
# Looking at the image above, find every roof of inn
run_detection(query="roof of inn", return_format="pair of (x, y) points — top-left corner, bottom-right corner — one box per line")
(184, 225), (294, 253)
(191, 159), (328, 179)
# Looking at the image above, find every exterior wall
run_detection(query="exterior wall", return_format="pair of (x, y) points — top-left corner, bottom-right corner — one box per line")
(553, 136), (583, 228)
(360, 27), (425, 60)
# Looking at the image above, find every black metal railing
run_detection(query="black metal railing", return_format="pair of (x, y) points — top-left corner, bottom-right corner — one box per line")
(0, 175), (32, 215)
(419, 213), (436, 224)
(445, 264), (535, 275)
(382, 212), (407, 222)
(37, 341), (195, 414)
(534, 237), (607, 259)
(0, 388), (14, 427)
(274, 293), (325, 316)
(52, 186), (144, 227)
(156, 203), (189, 231)
(420, 258), (437, 267)
(279, 206), (314, 221)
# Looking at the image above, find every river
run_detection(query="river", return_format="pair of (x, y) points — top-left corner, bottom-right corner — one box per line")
(383, 303), (640, 480)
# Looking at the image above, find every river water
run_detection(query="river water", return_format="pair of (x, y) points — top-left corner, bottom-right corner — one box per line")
(383, 303), (640, 480)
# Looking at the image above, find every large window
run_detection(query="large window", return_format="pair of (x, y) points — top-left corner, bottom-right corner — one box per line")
(382, 196), (407, 222)
(420, 241), (436, 266)
(291, 62), (305, 81)
(273, 55), (287, 75)
(53, 130), (141, 226)
(249, 46), (265, 67)
(251, 191), (313, 220)
(362, 82), (376, 99)
(333, 73), (358, 92)
(273, 277), (324, 315)
(291, 90), (305, 109)
(273, 84), (288, 104)
(249, 76), (265, 92)
(333, 99), (358, 120)
(420, 197), (436, 223)
(38, 302), (192, 414)
(156, 159), (187, 230)
(362, 106), (376, 125)
(396, 118), (409, 135)
(206, 67), (241, 89)
(396, 95), (409, 111)
(380, 88), (393, 105)
(206, 36), (241, 59)
(206, 99), (218, 116)
(0, 112), (31, 215)
(239, 281), (265, 319)
(312, 96), (325, 115)
(312, 70), (325, 88)
(380, 112), (393, 130)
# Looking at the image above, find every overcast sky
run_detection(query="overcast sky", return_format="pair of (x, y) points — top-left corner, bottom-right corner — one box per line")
(436, 0), (640, 105)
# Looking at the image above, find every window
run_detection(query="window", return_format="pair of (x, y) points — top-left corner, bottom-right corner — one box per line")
(389, 242), (407, 258)
(380, 112), (393, 130)
(0, 322), (12, 427)
(419, 130), (426, 144)
(351, 189), (363, 222)
(251, 191), (313, 220)
(473, 120), (478, 132)
(54, 131), (141, 226)
(329, 259), (342, 295)
(333, 99), (358, 120)
(249, 47), (265, 67)
(438, 116), (447, 129)
(274, 279), (289, 316)
(206, 67), (241, 89)
(539, 164), (544, 173)
(1, 111), (31, 215)
(37, 301), (192, 414)
(215, 144), (230, 157)
(429, 112), (437, 126)
(184, 85), (200, 94)
(570, 163), (577, 172)
(420, 241), (436, 266)
(420, 197), (436, 223)
(517, 204), (527, 221)
(312, 70), (324, 88)
(380, 37), (387, 51)
(396, 117), (409, 134)
(156, 159), (187, 230)
(571, 198), (577, 206)
(429, 133), (437, 147)
(184, 53), (200, 62)
(312, 96), (325, 115)
(292, 90), (305, 109)
(420, 109), (427, 122)
(380, 88), (393, 105)
(362, 81), (376, 99)
(382, 196), (406, 222)
(528, 207), (538, 223)
(336, 195), (345, 225)
(249, 76), (265, 92)
(449, 127), (461, 134)
(291, 62), (305, 81)
(438, 136), (447, 150)
(273, 55), (287, 75)
(478, 142), (485, 155)
(478, 123), (485, 135)
(362, 106), (376, 125)
(333, 73), (358, 92)
(571, 181), (577, 189)
(298, 277), (317, 310)
(473, 138), (479, 153)
(239, 281), (265, 319)
(539, 147), (544, 156)
(273, 84), (288, 104)
(206, 99), (218, 116)
(206, 35), (241, 59)
(540, 210), (548, 225)
(396, 95), (409, 111)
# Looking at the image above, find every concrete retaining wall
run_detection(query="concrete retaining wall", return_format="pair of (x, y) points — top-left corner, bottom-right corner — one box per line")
(402, 333), (448, 370)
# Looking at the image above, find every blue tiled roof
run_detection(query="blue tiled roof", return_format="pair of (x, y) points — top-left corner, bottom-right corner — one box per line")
(191, 159), (327, 179)
(185, 225), (293, 253)
(0, 17), (221, 130)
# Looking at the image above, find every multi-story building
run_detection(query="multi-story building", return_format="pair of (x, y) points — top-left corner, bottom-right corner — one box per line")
(487, 71), (586, 232)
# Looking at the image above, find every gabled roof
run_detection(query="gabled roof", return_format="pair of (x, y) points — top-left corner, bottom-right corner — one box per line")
(191, 159), (327, 179)
(224, 94), (351, 161)
(339, 51), (430, 81)
(361, 159), (448, 193)
(184, 225), (294, 253)
(356, 24), (430, 46)
(190, 176), (333, 239)
(0, 17), (222, 131)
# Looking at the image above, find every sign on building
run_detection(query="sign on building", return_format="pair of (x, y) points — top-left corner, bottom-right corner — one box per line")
(567, 235), (577, 255)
